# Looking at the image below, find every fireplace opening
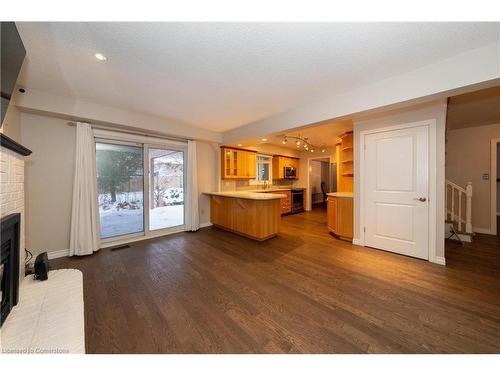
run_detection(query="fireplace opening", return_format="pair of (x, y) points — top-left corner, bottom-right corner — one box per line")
(1, 213), (20, 327)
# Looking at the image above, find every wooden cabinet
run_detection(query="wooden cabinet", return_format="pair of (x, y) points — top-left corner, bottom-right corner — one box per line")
(209, 195), (281, 241)
(280, 190), (292, 215)
(272, 155), (300, 179)
(327, 195), (353, 240)
(336, 131), (354, 193)
(327, 196), (337, 232)
(221, 147), (257, 179)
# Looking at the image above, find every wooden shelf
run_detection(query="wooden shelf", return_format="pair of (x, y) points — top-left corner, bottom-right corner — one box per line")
(341, 146), (353, 151)
(341, 173), (354, 177)
(341, 160), (353, 164)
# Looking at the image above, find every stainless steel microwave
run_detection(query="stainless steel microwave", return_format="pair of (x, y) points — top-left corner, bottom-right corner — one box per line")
(284, 166), (297, 179)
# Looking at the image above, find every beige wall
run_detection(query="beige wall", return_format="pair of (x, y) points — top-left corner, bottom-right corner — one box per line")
(1, 101), (21, 143)
(445, 122), (500, 233)
(21, 112), (218, 255)
(21, 112), (76, 254)
(353, 101), (447, 261)
(196, 141), (219, 225)
(498, 143), (500, 214)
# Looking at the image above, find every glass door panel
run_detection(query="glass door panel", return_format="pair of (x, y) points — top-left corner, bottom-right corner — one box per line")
(148, 148), (184, 231)
(96, 142), (144, 239)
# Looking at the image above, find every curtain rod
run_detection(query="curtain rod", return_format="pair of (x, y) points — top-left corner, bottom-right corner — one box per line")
(66, 121), (192, 142)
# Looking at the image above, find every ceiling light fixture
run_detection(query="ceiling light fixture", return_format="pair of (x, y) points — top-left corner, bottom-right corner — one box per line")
(261, 138), (268, 142)
(282, 134), (325, 154)
(237, 143), (243, 147)
(94, 53), (107, 61)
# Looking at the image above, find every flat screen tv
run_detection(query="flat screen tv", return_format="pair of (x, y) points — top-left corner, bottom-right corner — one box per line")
(1, 22), (26, 127)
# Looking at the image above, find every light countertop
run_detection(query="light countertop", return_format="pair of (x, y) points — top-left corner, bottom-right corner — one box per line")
(203, 191), (287, 200)
(327, 192), (354, 198)
(250, 188), (291, 192)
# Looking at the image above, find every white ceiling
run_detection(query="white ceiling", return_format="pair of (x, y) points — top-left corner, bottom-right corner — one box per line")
(16, 22), (499, 132)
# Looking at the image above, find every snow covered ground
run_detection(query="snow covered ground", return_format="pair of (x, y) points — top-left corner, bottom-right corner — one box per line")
(99, 191), (184, 238)
(150, 205), (184, 231)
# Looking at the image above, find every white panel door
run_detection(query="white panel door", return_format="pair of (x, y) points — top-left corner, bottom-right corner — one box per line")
(364, 125), (429, 259)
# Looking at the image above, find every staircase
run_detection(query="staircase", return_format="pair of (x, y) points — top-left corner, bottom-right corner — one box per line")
(445, 179), (474, 242)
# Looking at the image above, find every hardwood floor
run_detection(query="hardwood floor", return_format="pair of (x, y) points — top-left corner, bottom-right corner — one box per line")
(51, 208), (500, 353)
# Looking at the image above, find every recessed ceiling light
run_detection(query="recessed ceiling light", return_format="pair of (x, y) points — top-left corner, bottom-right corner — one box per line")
(94, 53), (107, 61)
(261, 138), (268, 142)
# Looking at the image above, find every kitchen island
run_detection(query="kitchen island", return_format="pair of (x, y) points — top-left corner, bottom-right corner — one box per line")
(327, 192), (354, 240)
(203, 191), (286, 241)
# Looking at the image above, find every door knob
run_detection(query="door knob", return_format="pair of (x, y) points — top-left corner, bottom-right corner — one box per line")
(414, 197), (427, 202)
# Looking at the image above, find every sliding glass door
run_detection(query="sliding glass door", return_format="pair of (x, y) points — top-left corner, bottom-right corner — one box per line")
(96, 142), (144, 239)
(148, 148), (185, 231)
(95, 138), (186, 242)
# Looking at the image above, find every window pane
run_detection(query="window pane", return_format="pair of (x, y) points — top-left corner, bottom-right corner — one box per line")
(96, 142), (144, 239)
(258, 163), (269, 181)
(149, 148), (184, 231)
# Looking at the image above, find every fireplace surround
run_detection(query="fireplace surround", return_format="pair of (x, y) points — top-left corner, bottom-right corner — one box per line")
(1, 212), (20, 327)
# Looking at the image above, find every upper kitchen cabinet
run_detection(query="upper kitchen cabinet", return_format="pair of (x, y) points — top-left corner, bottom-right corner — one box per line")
(272, 155), (300, 180)
(221, 147), (257, 179)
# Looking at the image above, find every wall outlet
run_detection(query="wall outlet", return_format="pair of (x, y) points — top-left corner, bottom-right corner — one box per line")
(482, 173), (490, 180)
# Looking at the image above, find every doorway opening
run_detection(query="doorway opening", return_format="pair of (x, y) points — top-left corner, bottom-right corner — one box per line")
(306, 157), (334, 211)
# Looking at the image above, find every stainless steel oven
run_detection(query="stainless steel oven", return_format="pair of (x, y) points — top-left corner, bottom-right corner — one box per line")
(284, 166), (297, 179)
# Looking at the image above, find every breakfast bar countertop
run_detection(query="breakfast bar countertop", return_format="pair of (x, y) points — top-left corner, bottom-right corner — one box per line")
(203, 191), (287, 200)
(327, 192), (354, 198)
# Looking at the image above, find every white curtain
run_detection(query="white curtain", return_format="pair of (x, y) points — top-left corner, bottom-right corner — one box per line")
(185, 140), (199, 231)
(69, 123), (100, 256)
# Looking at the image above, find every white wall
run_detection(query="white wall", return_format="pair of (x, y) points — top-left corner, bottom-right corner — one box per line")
(445, 123), (500, 233)
(353, 101), (447, 261)
(20, 112), (219, 255)
(223, 42), (500, 144)
(16, 88), (222, 143)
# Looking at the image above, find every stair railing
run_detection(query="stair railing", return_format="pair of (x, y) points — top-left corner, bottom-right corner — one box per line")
(445, 180), (472, 233)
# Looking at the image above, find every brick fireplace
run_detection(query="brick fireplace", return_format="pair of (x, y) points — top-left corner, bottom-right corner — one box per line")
(1, 134), (31, 284)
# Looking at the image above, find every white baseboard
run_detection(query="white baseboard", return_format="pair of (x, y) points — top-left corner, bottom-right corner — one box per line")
(473, 226), (492, 235)
(47, 249), (70, 260)
(199, 222), (212, 228)
(433, 256), (446, 266)
(352, 238), (364, 246)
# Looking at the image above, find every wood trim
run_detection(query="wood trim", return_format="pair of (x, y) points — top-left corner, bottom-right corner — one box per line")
(220, 146), (258, 153)
(339, 130), (354, 138)
(272, 154), (300, 160)
(0, 133), (32, 156)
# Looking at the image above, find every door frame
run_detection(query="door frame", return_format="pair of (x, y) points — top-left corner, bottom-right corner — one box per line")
(144, 143), (187, 236)
(358, 119), (438, 263)
(490, 138), (500, 235)
(305, 156), (332, 211)
(94, 129), (188, 249)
